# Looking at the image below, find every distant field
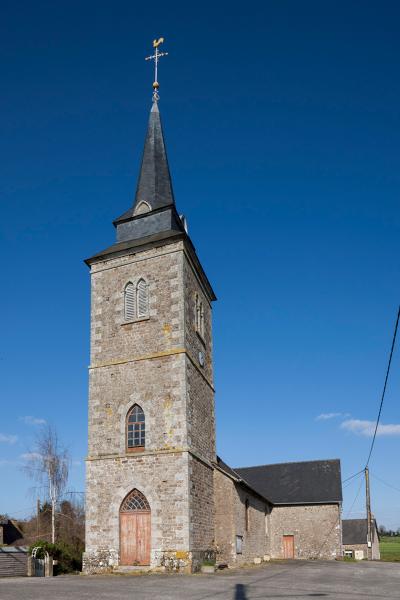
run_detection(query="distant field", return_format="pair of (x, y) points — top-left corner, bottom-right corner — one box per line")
(380, 536), (400, 561)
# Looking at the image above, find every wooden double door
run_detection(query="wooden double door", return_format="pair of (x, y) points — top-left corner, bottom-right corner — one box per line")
(120, 511), (151, 565)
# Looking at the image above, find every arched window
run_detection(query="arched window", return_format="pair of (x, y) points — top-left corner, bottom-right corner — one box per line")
(195, 294), (200, 330)
(245, 499), (250, 531)
(120, 488), (150, 511)
(199, 301), (204, 337)
(195, 294), (204, 337)
(134, 201), (151, 215)
(136, 279), (148, 318)
(126, 404), (145, 450)
(124, 282), (135, 321)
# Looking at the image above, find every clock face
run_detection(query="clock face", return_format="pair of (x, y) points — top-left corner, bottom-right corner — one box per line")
(198, 351), (205, 367)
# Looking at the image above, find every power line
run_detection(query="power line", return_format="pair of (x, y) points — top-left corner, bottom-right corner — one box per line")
(342, 469), (365, 485)
(344, 476), (364, 519)
(365, 305), (400, 468)
(371, 472), (400, 494)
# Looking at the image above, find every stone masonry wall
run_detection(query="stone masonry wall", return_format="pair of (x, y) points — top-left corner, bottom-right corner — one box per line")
(88, 354), (187, 457)
(85, 452), (190, 571)
(183, 252), (213, 384)
(343, 543), (368, 559)
(214, 469), (235, 564)
(90, 241), (185, 367)
(269, 504), (342, 560)
(183, 252), (216, 463)
(189, 455), (215, 558)
(214, 469), (270, 566)
(85, 239), (217, 572)
(233, 483), (270, 565)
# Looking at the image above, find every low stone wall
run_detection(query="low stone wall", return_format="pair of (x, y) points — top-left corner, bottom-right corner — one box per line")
(269, 504), (342, 560)
(82, 548), (119, 574)
(83, 547), (214, 574)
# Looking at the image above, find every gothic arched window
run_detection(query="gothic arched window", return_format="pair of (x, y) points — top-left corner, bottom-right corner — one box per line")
(120, 489), (150, 512)
(136, 278), (148, 318)
(124, 282), (135, 321)
(134, 201), (151, 215)
(126, 404), (145, 451)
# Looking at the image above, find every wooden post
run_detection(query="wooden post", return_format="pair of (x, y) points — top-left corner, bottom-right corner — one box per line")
(365, 467), (372, 560)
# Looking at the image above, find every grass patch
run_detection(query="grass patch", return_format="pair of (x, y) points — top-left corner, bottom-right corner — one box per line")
(380, 536), (400, 562)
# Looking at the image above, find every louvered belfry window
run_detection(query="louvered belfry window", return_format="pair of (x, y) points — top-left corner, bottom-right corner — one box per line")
(195, 294), (200, 330)
(199, 301), (204, 337)
(136, 278), (148, 318)
(127, 404), (145, 450)
(124, 282), (135, 321)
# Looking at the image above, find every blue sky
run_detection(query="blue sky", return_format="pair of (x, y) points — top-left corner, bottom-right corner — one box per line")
(1, 1), (400, 528)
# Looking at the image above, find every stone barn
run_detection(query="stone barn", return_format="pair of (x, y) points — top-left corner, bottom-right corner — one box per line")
(342, 518), (380, 560)
(235, 459), (343, 560)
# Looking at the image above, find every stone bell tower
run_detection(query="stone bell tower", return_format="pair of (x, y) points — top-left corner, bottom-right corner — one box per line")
(83, 98), (217, 573)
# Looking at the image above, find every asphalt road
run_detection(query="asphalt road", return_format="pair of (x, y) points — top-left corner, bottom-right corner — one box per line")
(1, 560), (399, 600)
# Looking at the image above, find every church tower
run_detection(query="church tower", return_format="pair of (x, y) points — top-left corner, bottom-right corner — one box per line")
(83, 96), (217, 572)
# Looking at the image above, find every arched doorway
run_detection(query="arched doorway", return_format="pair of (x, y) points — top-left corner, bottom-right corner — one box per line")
(119, 489), (151, 565)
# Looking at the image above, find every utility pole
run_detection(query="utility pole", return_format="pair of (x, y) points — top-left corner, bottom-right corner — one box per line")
(365, 466), (372, 560)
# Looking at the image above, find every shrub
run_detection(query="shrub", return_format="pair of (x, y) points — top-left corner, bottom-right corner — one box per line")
(29, 540), (83, 574)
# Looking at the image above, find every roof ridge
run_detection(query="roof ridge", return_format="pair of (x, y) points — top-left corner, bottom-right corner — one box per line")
(235, 458), (341, 470)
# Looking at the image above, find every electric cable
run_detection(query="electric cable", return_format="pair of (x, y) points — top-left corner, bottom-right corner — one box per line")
(365, 305), (400, 467)
(371, 472), (400, 494)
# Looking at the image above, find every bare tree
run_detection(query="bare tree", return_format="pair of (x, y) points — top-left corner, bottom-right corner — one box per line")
(23, 424), (69, 543)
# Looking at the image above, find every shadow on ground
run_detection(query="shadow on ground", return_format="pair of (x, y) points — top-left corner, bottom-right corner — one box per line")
(233, 584), (327, 599)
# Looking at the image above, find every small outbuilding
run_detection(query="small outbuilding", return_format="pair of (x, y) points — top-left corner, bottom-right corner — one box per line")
(0, 518), (23, 546)
(342, 518), (380, 560)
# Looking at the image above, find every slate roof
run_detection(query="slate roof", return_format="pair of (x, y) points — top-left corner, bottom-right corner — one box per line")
(215, 456), (273, 503)
(235, 459), (342, 505)
(215, 456), (241, 480)
(114, 102), (175, 224)
(85, 229), (184, 264)
(342, 519), (368, 545)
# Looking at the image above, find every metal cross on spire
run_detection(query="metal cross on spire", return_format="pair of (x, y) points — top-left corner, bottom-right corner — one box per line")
(145, 37), (168, 102)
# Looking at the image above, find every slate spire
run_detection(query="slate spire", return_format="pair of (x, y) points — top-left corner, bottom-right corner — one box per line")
(134, 101), (175, 212)
(114, 101), (175, 227)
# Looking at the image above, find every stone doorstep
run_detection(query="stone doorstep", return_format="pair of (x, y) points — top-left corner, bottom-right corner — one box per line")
(113, 565), (153, 574)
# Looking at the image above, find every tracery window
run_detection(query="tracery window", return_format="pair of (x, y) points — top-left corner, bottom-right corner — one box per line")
(120, 489), (150, 511)
(126, 404), (145, 450)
